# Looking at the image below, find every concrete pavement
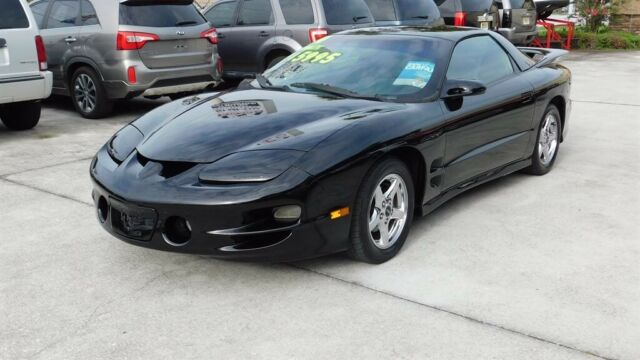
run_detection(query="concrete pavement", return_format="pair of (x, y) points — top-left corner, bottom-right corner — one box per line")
(0, 51), (639, 359)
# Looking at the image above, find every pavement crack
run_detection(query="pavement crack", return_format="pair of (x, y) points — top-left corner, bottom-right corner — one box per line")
(572, 100), (640, 107)
(0, 157), (94, 178)
(289, 263), (618, 360)
(0, 177), (92, 207)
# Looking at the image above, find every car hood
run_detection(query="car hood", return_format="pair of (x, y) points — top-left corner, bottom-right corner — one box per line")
(136, 89), (405, 164)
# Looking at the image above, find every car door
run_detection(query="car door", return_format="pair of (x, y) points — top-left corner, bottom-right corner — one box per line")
(203, 0), (240, 73)
(227, 0), (276, 73)
(77, 0), (100, 59)
(441, 35), (535, 189)
(38, 0), (81, 91)
(275, 0), (317, 47)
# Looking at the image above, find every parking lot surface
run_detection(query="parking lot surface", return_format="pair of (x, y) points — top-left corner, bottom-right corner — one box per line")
(1, 51), (639, 360)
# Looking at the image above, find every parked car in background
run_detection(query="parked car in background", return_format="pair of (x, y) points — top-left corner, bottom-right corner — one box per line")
(436, 0), (537, 44)
(202, 0), (374, 78)
(0, 0), (52, 131)
(534, 0), (570, 19)
(364, 0), (444, 26)
(29, 0), (221, 119)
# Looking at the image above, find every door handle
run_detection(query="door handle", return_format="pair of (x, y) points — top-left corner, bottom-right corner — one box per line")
(64, 37), (77, 43)
(0, 38), (6, 48)
(259, 31), (270, 38)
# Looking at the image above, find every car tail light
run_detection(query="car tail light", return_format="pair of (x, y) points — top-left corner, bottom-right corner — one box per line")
(216, 58), (224, 74)
(127, 66), (137, 84)
(309, 28), (328, 42)
(502, 9), (512, 28)
(35, 36), (47, 71)
(454, 12), (467, 26)
(117, 31), (159, 50)
(201, 28), (218, 44)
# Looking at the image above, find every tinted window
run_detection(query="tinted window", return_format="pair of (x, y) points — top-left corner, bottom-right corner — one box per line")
(119, 4), (206, 27)
(447, 36), (513, 84)
(80, 0), (98, 25)
(364, 0), (397, 21)
(264, 35), (450, 101)
(204, 1), (238, 27)
(279, 0), (315, 24)
(321, 0), (372, 25)
(238, 0), (272, 26)
(31, 1), (50, 29)
(396, 0), (440, 21)
(0, 0), (30, 29)
(460, 0), (491, 12)
(46, 0), (79, 29)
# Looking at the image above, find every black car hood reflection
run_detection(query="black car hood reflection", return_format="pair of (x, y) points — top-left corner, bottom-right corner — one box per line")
(137, 89), (405, 164)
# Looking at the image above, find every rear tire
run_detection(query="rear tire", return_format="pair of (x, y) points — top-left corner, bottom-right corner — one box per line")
(0, 101), (41, 131)
(266, 55), (288, 70)
(70, 66), (113, 119)
(348, 157), (415, 264)
(524, 104), (561, 175)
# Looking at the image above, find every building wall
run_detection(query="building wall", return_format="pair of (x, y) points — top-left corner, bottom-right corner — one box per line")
(611, 0), (640, 34)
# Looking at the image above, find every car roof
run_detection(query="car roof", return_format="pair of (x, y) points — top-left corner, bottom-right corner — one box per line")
(338, 25), (487, 42)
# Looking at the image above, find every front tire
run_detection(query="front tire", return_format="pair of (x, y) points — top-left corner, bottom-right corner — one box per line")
(525, 104), (561, 175)
(0, 101), (41, 131)
(70, 67), (113, 119)
(348, 157), (415, 264)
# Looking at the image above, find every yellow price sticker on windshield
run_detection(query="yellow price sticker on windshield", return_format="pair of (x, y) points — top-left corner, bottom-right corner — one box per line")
(291, 50), (342, 64)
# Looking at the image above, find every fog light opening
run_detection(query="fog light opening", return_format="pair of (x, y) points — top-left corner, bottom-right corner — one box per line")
(163, 216), (192, 247)
(97, 196), (109, 223)
(273, 205), (302, 223)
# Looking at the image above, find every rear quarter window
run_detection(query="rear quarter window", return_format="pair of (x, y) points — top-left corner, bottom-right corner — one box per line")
(279, 0), (315, 24)
(0, 0), (30, 30)
(321, 0), (372, 25)
(460, 0), (492, 12)
(119, 3), (206, 27)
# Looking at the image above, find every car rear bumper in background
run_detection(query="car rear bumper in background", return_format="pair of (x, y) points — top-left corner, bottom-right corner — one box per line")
(101, 59), (221, 99)
(498, 27), (538, 45)
(0, 71), (52, 104)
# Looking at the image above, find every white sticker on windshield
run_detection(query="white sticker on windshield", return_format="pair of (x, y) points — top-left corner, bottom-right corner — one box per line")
(393, 61), (435, 89)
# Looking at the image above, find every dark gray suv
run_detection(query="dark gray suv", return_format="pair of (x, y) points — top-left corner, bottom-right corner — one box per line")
(30, 0), (222, 118)
(203, 0), (374, 78)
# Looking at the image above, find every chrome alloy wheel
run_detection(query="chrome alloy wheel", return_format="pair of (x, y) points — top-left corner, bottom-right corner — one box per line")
(74, 74), (97, 114)
(368, 174), (409, 250)
(538, 113), (559, 166)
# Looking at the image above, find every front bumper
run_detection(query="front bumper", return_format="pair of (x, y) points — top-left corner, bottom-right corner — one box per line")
(498, 27), (538, 45)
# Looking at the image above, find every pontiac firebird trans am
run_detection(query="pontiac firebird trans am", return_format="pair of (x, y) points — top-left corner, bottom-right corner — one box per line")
(91, 27), (571, 264)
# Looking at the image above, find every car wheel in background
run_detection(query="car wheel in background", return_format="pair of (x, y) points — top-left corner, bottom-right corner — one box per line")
(525, 104), (561, 175)
(0, 101), (41, 131)
(70, 67), (113, 119)
(266, 55), (288, 70)
(349, 157), (415, 264)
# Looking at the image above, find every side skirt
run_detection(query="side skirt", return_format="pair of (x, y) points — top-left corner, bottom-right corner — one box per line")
(420, 158), (532, 216)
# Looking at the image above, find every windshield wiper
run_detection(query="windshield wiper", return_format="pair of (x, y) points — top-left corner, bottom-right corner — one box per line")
(289, 82), (384, 101)
(412, 15), (430, 19)
(256, 74), (290, 91)
(175, 20), (199, 26)
(353, 16), (368, 22)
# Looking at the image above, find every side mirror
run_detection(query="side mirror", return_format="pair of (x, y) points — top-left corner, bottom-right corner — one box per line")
(441, 80), (486, 99)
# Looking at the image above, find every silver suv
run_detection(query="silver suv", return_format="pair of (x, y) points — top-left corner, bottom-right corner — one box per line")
(30, 0), (222, 118)
(203, 0), (374, 78)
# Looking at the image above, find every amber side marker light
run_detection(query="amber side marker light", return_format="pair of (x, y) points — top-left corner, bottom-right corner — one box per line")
(330, 207), (350, 220)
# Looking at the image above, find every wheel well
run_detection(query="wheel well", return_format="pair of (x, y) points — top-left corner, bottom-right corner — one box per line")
(387, 147), (426, 213)
(66, 62), (101, 88)
(264, 49), (291, 69)
(549, 96), (566, 141)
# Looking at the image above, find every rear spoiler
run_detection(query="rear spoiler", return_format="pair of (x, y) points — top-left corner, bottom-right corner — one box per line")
(518, 47), (569, 68)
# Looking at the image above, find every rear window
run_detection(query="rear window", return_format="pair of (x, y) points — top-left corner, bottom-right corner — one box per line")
(460, 0), (492, 12)
(364, 0), (397, 21)
(237, 0), (272, 26)
(279, 0), (315, 24)
(204, 1), (238, 27)
(396, 0), (440, 21)
(0, 0), (30, 30)
(321, 0), (372, 25)
(119, 3), (206, 27)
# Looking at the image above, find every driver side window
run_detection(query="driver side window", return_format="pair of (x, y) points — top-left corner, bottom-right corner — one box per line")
(447, 36), (514, 84)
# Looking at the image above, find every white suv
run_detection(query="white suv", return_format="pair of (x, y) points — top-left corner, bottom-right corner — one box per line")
(0, 0), (52, 131)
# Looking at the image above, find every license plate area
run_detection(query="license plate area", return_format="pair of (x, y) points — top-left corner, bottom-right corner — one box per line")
(478, 15), (494, 29)
(522, 16), (531, 25)
(110, 199), (157, 241)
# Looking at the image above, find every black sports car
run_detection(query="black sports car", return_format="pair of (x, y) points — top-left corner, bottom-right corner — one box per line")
(91, 27), (571, 264)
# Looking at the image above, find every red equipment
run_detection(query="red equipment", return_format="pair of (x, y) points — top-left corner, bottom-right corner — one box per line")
(532, 18), (575, 50)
